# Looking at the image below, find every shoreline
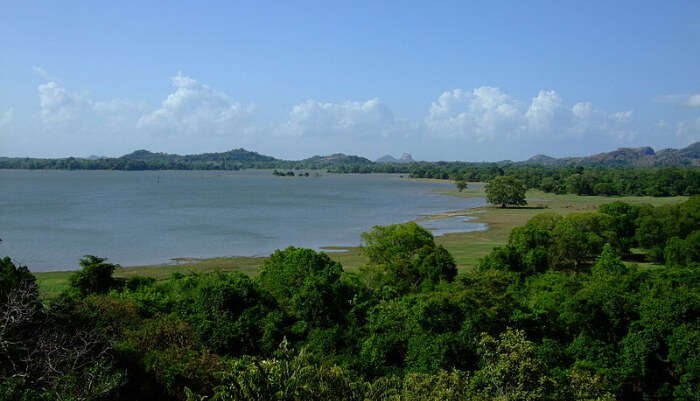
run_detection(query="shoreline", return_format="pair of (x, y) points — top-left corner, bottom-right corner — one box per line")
(32, 203), (486, 275)
(32, 180), (485, 274)
(32, 184), (687, 298)
(31, 185), (487, 298)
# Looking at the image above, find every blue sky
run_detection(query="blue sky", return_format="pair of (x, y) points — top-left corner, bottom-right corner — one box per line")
(1, 1), (699, 161)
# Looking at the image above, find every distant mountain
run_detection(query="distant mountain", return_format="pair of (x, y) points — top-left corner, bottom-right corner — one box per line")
(120, 148), (277, 163)
(526, 154), (557, 164)
(2, 143), (698, 171)
(376, 154), (399, 163)
(302, 153), (373, 165)
(524, 142), (700, 167)
(120, 150), (179, 161)
(376, 153), (415, 163)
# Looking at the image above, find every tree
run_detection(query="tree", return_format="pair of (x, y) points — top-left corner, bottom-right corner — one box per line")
(470, 328), (553, 401)
(69, 255), (118, 296)
(184, 272), (283, 356)
(455, 180), (467, 192)
(549, 214), (610, 269)
(361, 223), (457, 293)
(256, 247), (352, 333)
(1, 257), (123, 400)
(664, 231), (700, 266)
(485, 176), (527, 208)
(598, 201), (640, 255)
(1, 257), (42, 376)
(257, 247), (343, 308)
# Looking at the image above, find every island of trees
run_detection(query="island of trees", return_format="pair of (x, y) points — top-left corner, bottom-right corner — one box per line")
(2, 195), (698, 400)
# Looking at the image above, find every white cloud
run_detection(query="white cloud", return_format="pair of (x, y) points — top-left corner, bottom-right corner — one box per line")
(425, 87), (521, 141)
(688, 95), (700, 107)
(676, 117), (700, 141)
(0, 108), (14, 129)
(19, 70), (668, 159)
(137, 73), (255, 136)
(572, 102), (593, 119)
(425, 87), (624, 141)
(656, 93), (700, 107)
(31, 73), (256, 156)
(281, 98), (395, 137)
(656, 120), (671, 129)
(609, 110), (633, 122)
(37, 81), (92, 124)
(36, 80), (144, 127)
(525, 90), (569, 133)
(32, 66), (51, 80)
(424, 87), (641, 144)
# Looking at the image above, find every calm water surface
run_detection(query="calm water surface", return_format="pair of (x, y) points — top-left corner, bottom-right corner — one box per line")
(0, 170), (485, 271)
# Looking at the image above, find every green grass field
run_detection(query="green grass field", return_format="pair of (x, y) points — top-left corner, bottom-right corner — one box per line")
(32, 184), (686, 299)
(34, 257), (265, 299)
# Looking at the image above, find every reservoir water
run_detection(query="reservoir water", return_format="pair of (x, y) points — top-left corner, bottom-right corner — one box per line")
(0, 170), (486, 271)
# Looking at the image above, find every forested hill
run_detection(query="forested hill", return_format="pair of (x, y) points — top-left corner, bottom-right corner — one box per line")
(121, 148), (277, 163)
(122, 150), (374, 165)
(0, 149), (371, 170)
(1, 142), (698, 170)
(301, 153), (373, 165)
(525, 142), (700, 167)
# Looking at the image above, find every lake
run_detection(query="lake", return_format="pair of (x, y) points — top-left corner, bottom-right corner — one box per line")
(0, 170), (486, 272)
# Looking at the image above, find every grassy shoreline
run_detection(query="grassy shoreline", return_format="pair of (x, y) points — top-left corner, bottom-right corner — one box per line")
(32, 182), (687, 298)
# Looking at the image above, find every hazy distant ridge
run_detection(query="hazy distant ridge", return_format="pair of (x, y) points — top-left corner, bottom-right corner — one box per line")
(301, 153), (374, 165)
(88, 141), (700, 166)
(524, 142), (700, 167)
(376, 153), (415, 163)
(121, 148), (277, 163)
(1, 142), (698, 169)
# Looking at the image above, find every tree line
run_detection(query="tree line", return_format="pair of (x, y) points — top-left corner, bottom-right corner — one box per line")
(2, 154), (697, 197)
(327, 163), (699, 197)
(1, 197), (698, 400)
(0, 157), (294, 171)
(417, 165), (699, 197)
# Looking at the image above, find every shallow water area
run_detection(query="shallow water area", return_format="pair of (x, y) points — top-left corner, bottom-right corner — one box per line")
(0, 169), (486, 271)
(418, 215), (488, 236)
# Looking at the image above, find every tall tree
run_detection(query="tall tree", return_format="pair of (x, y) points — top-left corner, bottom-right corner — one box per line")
(485, 176), (527, 208)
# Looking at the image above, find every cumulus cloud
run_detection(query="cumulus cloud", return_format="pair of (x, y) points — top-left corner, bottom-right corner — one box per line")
(36, 81), (144, 129)
(676, 117), (700, 141)
(656, 94), (700, 107)
(30, 72), (256, 157)
(572, 102), (593, 119)
(425, 87), (635, 142)
(689, 95), (700, 107)
(525, 90), (571, 133)
(32, 66), (51, 80)
(0, 108), (14, 129)
(20, 69), (670, 159)
(37, 81), (95, 124)
(280, 98), (395, 137)
(426, 87), (521, 141)
(609, 110), (633, 122)
(137, 73), (255, 136)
